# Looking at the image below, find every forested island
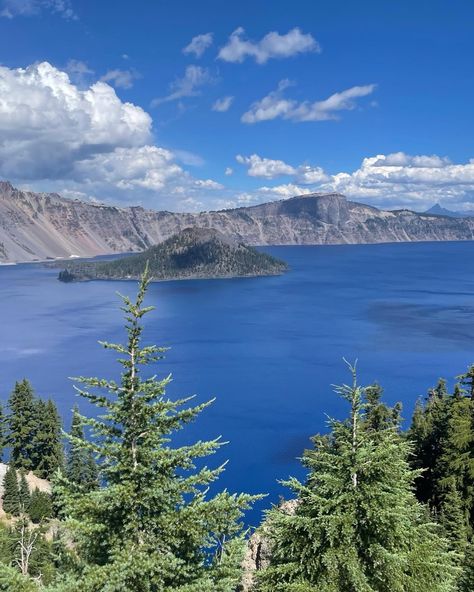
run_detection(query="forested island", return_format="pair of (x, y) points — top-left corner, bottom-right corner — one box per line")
(1, 272), (474, 591)
(57, 227), (288, 283)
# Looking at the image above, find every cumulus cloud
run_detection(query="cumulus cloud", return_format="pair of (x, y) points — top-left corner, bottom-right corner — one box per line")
(0, 61), (228, 211)
(212, 96), (234, 112)
(218, 27), (319, 64)
(151, 65), (213, 106)
(236, 153), (329, 186)
(258, 183), (314, 198)
(0, 0), (76, 19)
(183, 32), (213, 58)
(317, 153), (474, 210)
(296, 165), (329, 185)
(225, 167), (234, 176)
(242, 80), (376, 124)
(100, 68), (140, 90)
(236, 154), (296, 178)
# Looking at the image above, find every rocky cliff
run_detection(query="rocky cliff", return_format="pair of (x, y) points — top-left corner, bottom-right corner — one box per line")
(1, 181), (474, 263)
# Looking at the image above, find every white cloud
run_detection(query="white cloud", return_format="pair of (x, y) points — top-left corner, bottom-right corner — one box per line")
(100, 68), (140, 90)
(212, 96), (234, 112)
(151, 65), (213, 106)
(218, 27), (319, 64)
(183, 32), (213, 58)
(225, 167), (234, 176)
(318, 153), (474, 210)
(0, 0), (76, 19)
(236, 154), (296, 178)
(193, 179), (224, 190)
(242, 80), (377, 123)
(296, 165), (329, 185)
(0, 61), (230, 211)
(258, 183), (313, 198)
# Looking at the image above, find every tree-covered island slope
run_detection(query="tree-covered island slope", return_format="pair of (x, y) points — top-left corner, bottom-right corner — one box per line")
(0, 273), (474, 590)
(57, 227), (288, 282)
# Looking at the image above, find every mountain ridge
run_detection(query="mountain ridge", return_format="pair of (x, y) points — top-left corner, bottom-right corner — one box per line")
(2, 181), (474, 263)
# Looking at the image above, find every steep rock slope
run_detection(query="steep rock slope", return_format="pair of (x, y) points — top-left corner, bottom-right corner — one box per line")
(1, 181), (474, 263)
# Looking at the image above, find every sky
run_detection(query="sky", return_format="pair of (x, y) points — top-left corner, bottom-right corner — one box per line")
(0, 0), (474, 212)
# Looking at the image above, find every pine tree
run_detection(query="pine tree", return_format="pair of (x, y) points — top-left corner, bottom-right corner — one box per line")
(2, 465), (20, 516)
(33, 399), (64, 479)
(439, 479), (468, 555)
(66, 406), (98, 492)
(257, 365), (457, 592)
(457, 364), (474, 400)
(0, 403), (7, 462)
(18, 470), (30, 514)
(28, 489), (53, 523)
(55, 269), (259, 591)
(407, 379), (452, 511)
(8, 380), (38, 471)
(459, 540), (474, 591)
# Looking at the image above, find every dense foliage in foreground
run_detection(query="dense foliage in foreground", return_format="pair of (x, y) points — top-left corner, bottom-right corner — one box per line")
(1, 272), (474, 591)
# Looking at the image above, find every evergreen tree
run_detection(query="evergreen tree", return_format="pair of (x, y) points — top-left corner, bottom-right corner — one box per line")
(33, 399), (64, 479)
(28, 489), (53, 523)
(459, 540), (474, 592)
(8, 380), (38, 471)
(439, 479), (468, 555)
(2, 465), (20, 516)
(407, 380), (452, 511)
(55, 270), (259, 591)
(257, 365), (457, 592)
(18, 470), (30, 514)
(0, 403), (7, 462)
(457, 364), (474, 400)
(66, 406), (98, 492)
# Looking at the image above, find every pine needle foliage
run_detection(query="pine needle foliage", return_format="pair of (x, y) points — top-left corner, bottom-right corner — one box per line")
(55, 267), (259, 591)
(257, 363), (458, 592)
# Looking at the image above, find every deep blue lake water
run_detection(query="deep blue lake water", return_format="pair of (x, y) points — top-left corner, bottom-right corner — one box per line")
(1, 241), (474, 525)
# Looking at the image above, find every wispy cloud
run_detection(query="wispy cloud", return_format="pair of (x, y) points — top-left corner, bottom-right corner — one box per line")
(242, 80), (377, 123)
(101, 68), (141, 89)
(183, 32), (213, 58)
(151, 65), (213, 107)
(0, 0), (76, 19)
(218, 27), (320, 64)
(212, 96), (234, 112)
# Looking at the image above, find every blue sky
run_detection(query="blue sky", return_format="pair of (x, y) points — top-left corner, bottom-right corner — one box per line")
(0, 0), (473, 211)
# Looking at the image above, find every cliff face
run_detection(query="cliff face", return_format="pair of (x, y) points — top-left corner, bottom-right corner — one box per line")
(1, 181), (474, 263)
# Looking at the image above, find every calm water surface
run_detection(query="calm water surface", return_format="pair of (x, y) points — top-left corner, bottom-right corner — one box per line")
(1, 241), (474, 524)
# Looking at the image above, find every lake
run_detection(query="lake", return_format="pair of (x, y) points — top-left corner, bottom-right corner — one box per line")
(1, 241), (474, 525)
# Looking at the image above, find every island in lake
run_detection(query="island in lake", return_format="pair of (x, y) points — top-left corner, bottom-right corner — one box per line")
(57, 227), (288, 282)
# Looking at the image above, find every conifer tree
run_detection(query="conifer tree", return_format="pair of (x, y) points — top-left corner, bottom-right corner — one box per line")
(439, 479), (468, 556)
(55, 269), (258, 591)
(28, 489), (53, 523)
(66, 406), (98, 492)
(257, 365), (457, 592)
(2, 465), (20, 516)
(33, 399), (64, 479)
(8, 380), (38, 471)
(0, 403), (7, 462)
(18, 471), (30, 514)
(459, 541), (474, 592)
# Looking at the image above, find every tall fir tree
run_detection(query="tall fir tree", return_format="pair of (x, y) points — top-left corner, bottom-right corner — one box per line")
(2, 465), (20, 516)
(18, 470), (30, 514)
(8, 380), (38, 471)
(66, 406), (98, 492)
(55, 269), (259, 591)
(33, 399), (64, 479)
(0, 402), (7, 462)
(257, 365), (457, 592)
